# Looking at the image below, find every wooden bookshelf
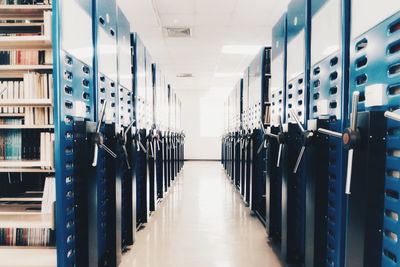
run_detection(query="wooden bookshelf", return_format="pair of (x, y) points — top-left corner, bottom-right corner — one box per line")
(0, 5), (52, 20)
(0, 197), (42, 202)
(0, 213), (53, 228)
(0, 203), (42, 215)
(0, 247), (56, 267)
(0, 99), (52, 107)
(0, 65), (52, 71)
(0, 160), (52, 168)
(0, 124), (54, 129)
(0, 35), (51, 50)
(0, 22), (42, 28)
(0, 168), (54, 173)
(0, 65), (53, 79)
(0, 113), (24, 118)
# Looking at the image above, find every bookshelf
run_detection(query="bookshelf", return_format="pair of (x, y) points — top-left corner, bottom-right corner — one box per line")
(0, 1), (56, 265)
(0, 197), (42, 201)
(0, 36), (51, 50)
(0, 5), (52, 20)
(0, 99), (52, 107)
(0, 124), (54, 129)
(0, 64), (52, 76)
(0, 160), (53, 168)
(0, 247), (56, 267)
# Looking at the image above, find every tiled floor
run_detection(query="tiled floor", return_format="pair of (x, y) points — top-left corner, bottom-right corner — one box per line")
(120, 161), (282, 267)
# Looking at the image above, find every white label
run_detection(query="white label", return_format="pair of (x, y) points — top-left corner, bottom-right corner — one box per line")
(104, 107), (113, 122)
(282, 123), (289, 133)
(307, 119), (318, 131)
(365, 84), (387, 107)
(74, 101), (87, 118)
(317, 100), (330, 116)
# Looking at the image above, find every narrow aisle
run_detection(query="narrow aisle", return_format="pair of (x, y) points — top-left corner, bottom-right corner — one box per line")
(120, 161), (282, 267)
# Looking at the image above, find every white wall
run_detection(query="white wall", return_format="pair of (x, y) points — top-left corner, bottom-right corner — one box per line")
(176, 89), (229, 160)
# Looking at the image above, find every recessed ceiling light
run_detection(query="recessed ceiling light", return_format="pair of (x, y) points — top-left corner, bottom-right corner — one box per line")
(221, 45), (262, 55)
(214, 73), (243, 78)
(173, 19), (180, 24)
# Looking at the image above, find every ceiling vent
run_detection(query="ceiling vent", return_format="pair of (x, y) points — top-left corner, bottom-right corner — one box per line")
(176, 73), (193, 78)
(165, 27), (192, 38)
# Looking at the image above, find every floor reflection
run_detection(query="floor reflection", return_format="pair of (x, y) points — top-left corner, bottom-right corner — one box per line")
(120, 161), (282, 267)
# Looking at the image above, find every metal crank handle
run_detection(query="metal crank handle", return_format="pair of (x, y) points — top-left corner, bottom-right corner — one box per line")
(385, 111), (400, 122)
(277, 144), (283, 168)
(92, 144), (99, 167)
(96, 100), (107, 133)
(124, 120), (135, 137)
(350, 91), (360, 131)
(257, 139), (265, 154)
(100, 144), (117, 158)
(156, 139), (161, 151)
(149, 142), (154, 158)
(345, 149), (354, 195)
(289, 110), (305, 132)
(259, 119), (267, 135)
(317, 128), (342, 138)
(293, 146), (306, 173)
(137, 140), (147, 153)
(122, 145), (131, 169)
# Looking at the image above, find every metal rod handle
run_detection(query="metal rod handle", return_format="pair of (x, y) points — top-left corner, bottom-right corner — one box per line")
(156, 139), (161, 151)
(100, 144), (117, 158)
(122, 145), (131, 169)
(293, 146), (306, 173)
(259, 119), (267, 135)
(317, 128), (343, 138)
(385, 111), (400, 122)
(266, 133), (279, 139)
(149, 142), (154, 158)
(350, 91), (360, 131)
(257, 139), (265, 154)
(96, 100), (107, 133)
(278, 115), (284, 133)
(92, 144), (99, 167)
(345, 149), (354, 195)
(277, 144), (283, 167)
(290, 109), (305, 132)
(124, 120), (135, 137)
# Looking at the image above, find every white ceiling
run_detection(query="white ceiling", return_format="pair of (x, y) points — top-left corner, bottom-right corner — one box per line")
(118, 0), (288, 93)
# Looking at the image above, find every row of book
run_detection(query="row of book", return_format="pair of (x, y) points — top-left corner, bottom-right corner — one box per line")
(39, 131), (54, 169)
(0, 0), (51, 5)
(0, 177), (55, 247)
(0, 228), (54, 246)
(0, 50), (52, 65)
(0, 125), (54, 163)
(0, 119), (21, 160)
(0, 11), (52, 37)
(24, 72), (54, 125)
(41, 176), (54, 214)
(0, 73), (54, 125)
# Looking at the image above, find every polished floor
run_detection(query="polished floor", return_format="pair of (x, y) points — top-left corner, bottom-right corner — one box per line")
(120, 161), (282, 267)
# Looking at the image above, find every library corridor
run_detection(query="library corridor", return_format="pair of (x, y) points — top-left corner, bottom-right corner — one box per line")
(120, 161), (282, 267)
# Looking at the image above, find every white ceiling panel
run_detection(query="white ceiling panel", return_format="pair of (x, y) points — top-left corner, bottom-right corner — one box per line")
(118, 0), (288, 91)
(156, 0), (196, 14)
(160, 13), (196, 27)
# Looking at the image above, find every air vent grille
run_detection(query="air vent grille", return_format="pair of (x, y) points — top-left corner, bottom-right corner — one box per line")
(176, 73), (193, 78)
(165, 27), (192, 38)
